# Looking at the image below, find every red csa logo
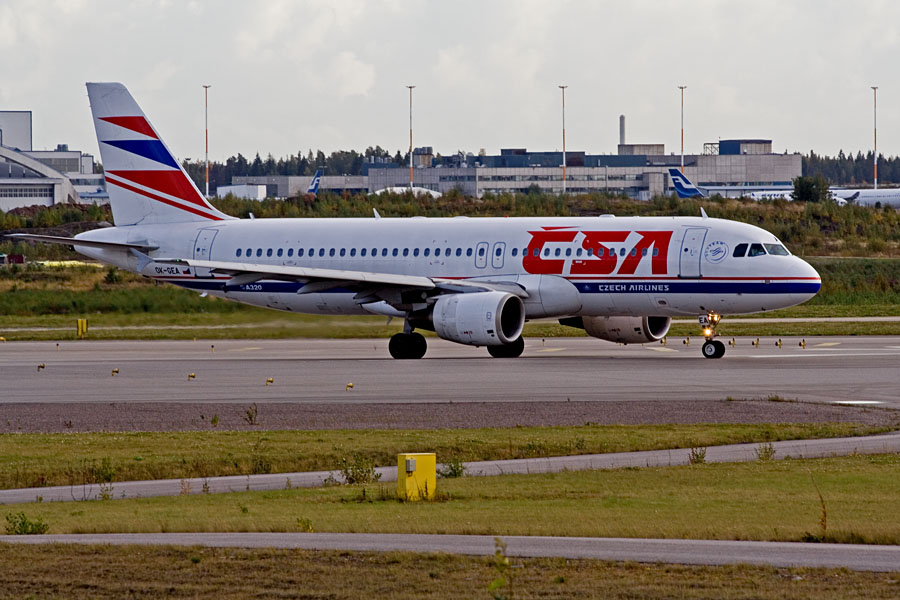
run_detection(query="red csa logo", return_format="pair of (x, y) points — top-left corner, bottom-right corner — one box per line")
(523, 227), (673, 275)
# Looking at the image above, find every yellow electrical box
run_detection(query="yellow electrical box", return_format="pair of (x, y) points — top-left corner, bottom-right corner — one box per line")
(397, 452), (436, 501)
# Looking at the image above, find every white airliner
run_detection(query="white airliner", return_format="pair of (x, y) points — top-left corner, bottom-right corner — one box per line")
(9, 83), (821, 360)
(830, 188), (900, 207)
(669, 169), (793, 201)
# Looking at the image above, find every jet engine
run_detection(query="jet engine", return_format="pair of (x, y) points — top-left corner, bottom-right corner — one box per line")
(431, 291), (525, 346)
(562, 315), (671, 344)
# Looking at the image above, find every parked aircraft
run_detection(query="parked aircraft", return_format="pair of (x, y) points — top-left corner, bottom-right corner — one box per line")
(830, 188), (900, 207)
(306, 169), (322, 195)
(668, 168), (794, 201)
(9, 84), (820, 360)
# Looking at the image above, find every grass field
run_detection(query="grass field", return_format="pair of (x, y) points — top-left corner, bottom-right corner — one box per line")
(1, 544), (899, 599)
(5, 455), (900, 545)
(3, 544), (899, 599)
(2, 423), (892, 490)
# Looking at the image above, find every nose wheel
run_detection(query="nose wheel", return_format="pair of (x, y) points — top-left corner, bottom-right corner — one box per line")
(699, 312), (726, 359)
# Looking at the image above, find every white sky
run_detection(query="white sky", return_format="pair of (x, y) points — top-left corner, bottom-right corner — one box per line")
(1, 0), (898, 162)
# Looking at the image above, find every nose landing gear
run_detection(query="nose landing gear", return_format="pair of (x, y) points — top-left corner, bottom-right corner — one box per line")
(699, 312), (726, 359)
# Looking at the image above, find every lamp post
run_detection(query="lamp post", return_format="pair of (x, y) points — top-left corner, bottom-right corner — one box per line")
(678, 85), (687, 174)
(202, 84), (211, 198)
(407, 85), (415, 190)
(559, 85), (567, 194)
(872, 86), (878, 190)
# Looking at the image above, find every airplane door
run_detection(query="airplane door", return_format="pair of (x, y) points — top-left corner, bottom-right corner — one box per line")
(491, 242), (505, 269)
(475, 241), (488, 269)
(679, 228), (707, 278)
(193, 229), (218, 278)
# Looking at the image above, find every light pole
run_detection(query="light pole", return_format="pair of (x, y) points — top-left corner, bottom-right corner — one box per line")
(559, 85), (567, 194)
(872, 86), (878, 190)
(678, 85), (687, 174)
(203, 84), (211, 198)
(407, 85), (415, 190)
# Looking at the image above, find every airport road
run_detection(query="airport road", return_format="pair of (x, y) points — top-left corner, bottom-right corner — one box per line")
(1, 336), (899, 406)
(2, 533), (899, 572)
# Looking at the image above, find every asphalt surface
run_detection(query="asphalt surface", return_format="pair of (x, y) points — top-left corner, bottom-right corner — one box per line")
(3, 533), (899, 572)
(2, 336), (900, 406)
(4, 431), (899, 504)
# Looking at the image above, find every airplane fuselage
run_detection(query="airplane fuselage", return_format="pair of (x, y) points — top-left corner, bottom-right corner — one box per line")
(75, 214), (820, 320)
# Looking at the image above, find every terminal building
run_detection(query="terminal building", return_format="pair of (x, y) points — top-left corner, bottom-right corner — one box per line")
(232, 119), (799, 200)
(0, 111), (106, 211)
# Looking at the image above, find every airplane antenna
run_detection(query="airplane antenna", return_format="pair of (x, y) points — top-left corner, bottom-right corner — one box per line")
(373, 208), (382, 220)
(700, 207), (708, 219)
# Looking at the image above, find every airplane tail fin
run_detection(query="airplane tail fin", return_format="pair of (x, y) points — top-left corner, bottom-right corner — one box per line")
(668, 168), (707, 199)
(307, 169), (322, 195)
(87, 82), (233, 226)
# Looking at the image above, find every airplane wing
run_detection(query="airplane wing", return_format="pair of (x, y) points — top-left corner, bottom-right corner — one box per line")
(4, 233), (159, 252)
(149, 257), (529, 299)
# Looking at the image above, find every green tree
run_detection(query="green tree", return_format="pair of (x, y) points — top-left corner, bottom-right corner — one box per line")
(792, 174), (831, 203)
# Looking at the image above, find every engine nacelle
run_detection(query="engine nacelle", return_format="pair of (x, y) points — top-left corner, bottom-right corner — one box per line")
(432, 291), (525, 346)
(578, 315), (671, 344)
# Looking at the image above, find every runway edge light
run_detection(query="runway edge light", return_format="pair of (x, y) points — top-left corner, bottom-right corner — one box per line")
(397, 452), (436, 501)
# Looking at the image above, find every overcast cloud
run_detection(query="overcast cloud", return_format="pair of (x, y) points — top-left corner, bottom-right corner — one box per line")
(1, 0), (897, 162)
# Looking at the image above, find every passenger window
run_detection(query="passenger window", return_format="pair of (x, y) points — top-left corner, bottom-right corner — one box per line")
(587, 248), (593, 257)
(256, 249), (263, 257)
(413, 248), (419, 257)
(496, 247), (502, 257)
(392, 248), (398, 257)
(403, 248), (409, 257)
(350, 248), (356, 257)
(266, 249), (273, 257)
(424, 248), (430, 257)
(434, 248), (440, 256)
(467, 248), (474, 257)
(456, 248), (462, 257)
(543, 248), (550, 257)
(630, 248), (636, 257)
(576, 248), (583, 257)
(246, 248), (251, 257)
(554, 248), (561, 257)
(339, 248), (346, 257)
(371, 248), (376, 256)
(748, 243), (766, 257)
(329, 248), (335, 257)
(619, 248), (626, 257)
(277, 248), (283, 257)
(532, 248), (539, 257)
(479, 247), (486, 257)
(236, 248), (242, 257)
(361, 248), (367, 257)
(641, 248), (647, 257)
(565, 248), (572, 257)
(653, 248), (659, 257)
(287, 249), (293, 257)
(764, 243), (790, 256)
(318, 249), (325, 257)
(381, 248), (388, 257)
(733, 243), (748, 258)
(511, 248), (518, 257)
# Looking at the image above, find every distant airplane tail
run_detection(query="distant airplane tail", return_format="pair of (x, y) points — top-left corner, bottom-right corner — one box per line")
(87, 82), (232, 226)
(668, 168), (707, 199)
(307, 169), (322, 195)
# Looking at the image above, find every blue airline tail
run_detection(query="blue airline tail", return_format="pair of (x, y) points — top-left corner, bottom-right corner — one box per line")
(668, 168), (707, 199)
(307, 169), (322, 195)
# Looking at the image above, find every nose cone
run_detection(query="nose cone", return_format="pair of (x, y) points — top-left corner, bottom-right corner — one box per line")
(791, 257), (821, 305)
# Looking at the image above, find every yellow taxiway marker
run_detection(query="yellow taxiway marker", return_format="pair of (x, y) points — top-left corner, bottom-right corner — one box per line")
(648, 347), (678, 352)
(535, 347), (565, 353)
(813, 342), (841, 347)
(228, 347), (263, 352)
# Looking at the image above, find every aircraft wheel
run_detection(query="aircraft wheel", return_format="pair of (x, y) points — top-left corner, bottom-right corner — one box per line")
(389, 333), (426, 359)
(702, 340), (725, 359)
(487, 336), (525, 358)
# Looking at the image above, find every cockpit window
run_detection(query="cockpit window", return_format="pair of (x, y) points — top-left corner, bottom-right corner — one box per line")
(748, 243), (767, 257)
(764, 243), (790, 256)
(733, 243), (748, 258)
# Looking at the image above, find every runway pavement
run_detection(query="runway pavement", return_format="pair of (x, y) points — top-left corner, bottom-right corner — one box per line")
(3, 533), (899, 572)
(2, 336), (899, 406)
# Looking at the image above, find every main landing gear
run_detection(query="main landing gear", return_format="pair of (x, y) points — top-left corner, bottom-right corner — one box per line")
(699, 312), (726, 359)
(388, 331), (427, 359)
(487, 336), (525, 359)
